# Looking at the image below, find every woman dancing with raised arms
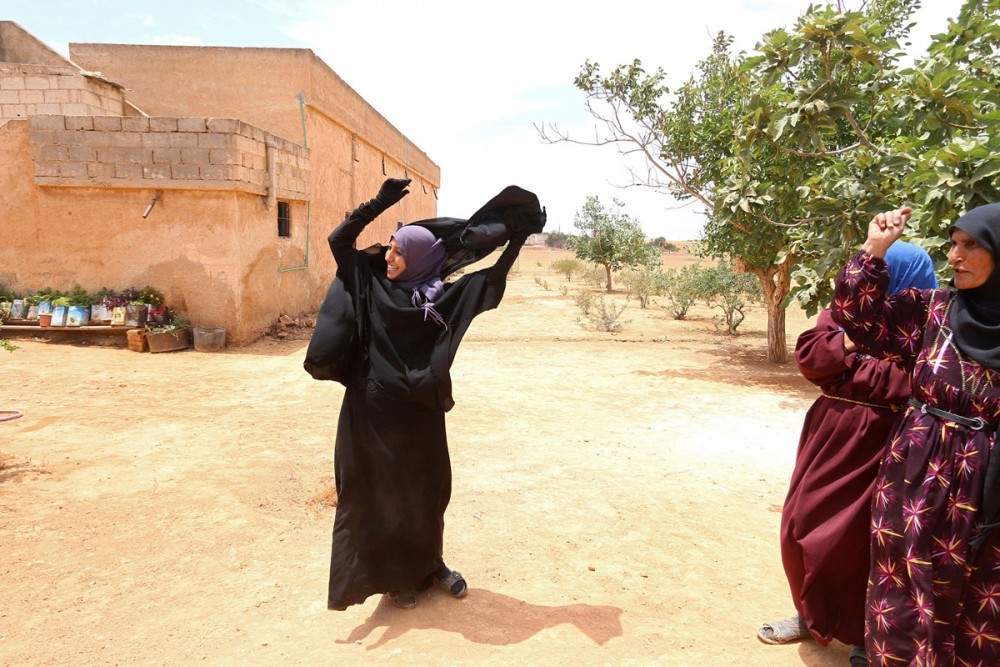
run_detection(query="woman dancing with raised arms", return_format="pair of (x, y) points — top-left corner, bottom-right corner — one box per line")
(306, 177), (545, 611)
(830, 203), (1000, 666)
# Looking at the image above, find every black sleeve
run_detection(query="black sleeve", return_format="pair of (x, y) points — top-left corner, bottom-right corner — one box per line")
(486, 231), (529, 286)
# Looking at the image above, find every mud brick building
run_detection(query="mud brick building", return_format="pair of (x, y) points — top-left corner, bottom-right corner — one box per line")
(0, 21), (439, 344)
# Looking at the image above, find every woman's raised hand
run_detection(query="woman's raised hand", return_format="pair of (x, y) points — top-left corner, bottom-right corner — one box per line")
(862, 207), (911, 258)
(374, 178), (412, 209)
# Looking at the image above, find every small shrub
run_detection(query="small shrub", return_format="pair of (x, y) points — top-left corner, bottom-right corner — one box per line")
(573, 289), (597, 316)
(699, 261), (762, 335)
(588, 297), (629, 333)
(533, 275), (550, 291)
(580, 265), (606, 289)
(660, 263), (705, 320)
(620, 266), (664, 309)
(551, 258), (585, 281)
(558, 285), (569, 296)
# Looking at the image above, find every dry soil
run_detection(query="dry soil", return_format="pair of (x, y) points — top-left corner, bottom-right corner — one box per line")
(1, 246), (858, 666)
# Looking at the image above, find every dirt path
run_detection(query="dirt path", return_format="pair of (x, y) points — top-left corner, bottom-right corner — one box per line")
(1, 247), (855, 665)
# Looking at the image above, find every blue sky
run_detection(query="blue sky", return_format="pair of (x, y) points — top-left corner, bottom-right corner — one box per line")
(5, 0), (966, 238)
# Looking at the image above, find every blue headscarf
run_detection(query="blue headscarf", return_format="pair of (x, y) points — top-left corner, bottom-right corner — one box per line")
(885, 240), (938, 295)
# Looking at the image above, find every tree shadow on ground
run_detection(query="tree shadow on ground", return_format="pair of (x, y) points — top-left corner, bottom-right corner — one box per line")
(337, 588), (623, 651)
(636, 342), (816, 403)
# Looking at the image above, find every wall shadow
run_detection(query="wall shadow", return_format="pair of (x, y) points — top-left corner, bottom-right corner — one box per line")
(336, 588), (623, 651)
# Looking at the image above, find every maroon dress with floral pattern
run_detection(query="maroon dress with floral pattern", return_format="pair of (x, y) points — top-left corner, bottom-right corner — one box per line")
(832, 250), (1000, 666)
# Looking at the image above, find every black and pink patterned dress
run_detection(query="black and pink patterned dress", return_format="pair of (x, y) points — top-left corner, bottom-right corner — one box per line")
(832, 250), (1000, 666)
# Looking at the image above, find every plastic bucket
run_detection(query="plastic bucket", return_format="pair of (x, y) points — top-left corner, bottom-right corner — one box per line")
(193, 327), (226, 352)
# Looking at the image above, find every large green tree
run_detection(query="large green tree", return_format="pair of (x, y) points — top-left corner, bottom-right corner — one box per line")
(541, 0), (995, 363)
(542, 33), (810, 362)
(731, 0), (999, 310)
(570, 196), (660, 292)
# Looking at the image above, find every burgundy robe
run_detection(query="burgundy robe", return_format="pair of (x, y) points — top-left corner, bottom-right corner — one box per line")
(780, 309), (911, 645)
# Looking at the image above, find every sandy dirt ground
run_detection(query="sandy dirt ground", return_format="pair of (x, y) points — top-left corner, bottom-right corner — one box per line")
(1, 246), (860, 666)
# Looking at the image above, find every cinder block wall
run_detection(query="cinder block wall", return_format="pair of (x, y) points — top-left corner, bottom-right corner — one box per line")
(27, 114), (310, 199)
(0, 63), (126, 120)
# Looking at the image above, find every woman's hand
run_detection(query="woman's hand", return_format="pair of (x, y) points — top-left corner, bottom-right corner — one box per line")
(861, 207), (911, 258)
(374, 178), (412, 209)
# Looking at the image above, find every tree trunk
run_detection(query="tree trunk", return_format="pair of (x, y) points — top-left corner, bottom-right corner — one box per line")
(764, 292), (787, 363)
(746, 255), (793, 364)
(603, 263), (613, 292)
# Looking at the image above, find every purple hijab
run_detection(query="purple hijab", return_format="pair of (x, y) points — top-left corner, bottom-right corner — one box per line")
(390, 225), (448, 324)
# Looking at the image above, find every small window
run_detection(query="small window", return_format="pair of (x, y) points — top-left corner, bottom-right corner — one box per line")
(277, 201), (291, 237)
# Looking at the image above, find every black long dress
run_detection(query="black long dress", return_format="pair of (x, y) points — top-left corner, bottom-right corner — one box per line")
(314, 189), (542, 610)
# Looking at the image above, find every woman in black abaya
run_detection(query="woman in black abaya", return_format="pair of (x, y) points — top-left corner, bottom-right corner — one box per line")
(305, 178), (545, 610)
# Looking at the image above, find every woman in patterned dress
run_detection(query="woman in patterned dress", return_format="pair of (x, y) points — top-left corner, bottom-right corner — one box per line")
(758, 243), (937, 667)
(830, 203), (1000, 666)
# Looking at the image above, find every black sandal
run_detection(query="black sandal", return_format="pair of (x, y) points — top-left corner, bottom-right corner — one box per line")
(389, 591), (418, 609)
(434, 565), (468, 598)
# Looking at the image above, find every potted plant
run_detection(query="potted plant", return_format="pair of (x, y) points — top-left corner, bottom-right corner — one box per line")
(0, 283), (12, 320)
(50, 295), (71, 326)
(9, 294), (28, 320)
(121, 288), (148, 327)
(98, 289), (131, 326)
(23, 293), (41, 321)
(66, 284), (94, 327)
(36, 288), (55, 320)
(91, 287), (115, 324)
(145, 313), (191, 353)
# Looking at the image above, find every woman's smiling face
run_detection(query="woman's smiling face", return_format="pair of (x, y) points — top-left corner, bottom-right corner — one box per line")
(948, 228), (996, 290)
(386, 238), (407, 280)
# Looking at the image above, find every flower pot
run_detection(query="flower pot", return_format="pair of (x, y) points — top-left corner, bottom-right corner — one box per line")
(50, 306), (68, 327)
(125, 304), (148, 328)
(90, 304), (111, 324)
(111, 306), (127, 326)
(193, 327), (226, 352)
(9, 299), (27, 319)
(38, 313), (53, 327)
(146, 329), (190, 353)
(66, 305), (91, 327)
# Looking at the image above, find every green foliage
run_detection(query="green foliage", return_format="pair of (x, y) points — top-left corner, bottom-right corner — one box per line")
(554, 1), (996, 360)
(544, 231), (573, 249)
(732, 0), (999, 313)
(146, 312), (190, 335)
(67, 284), (96, 307)
(1, 339), (17, 353)
(569, 196), (660, 291)
(551, 258), (586, 281)
(580, 264), (607, 288)
(659, 263), (707, 320)
(698, 262), (763, 335)
(620, 266), (664, 309)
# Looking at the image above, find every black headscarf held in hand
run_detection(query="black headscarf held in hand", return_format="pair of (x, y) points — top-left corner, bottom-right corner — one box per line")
(950, 202), (1000, 369)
